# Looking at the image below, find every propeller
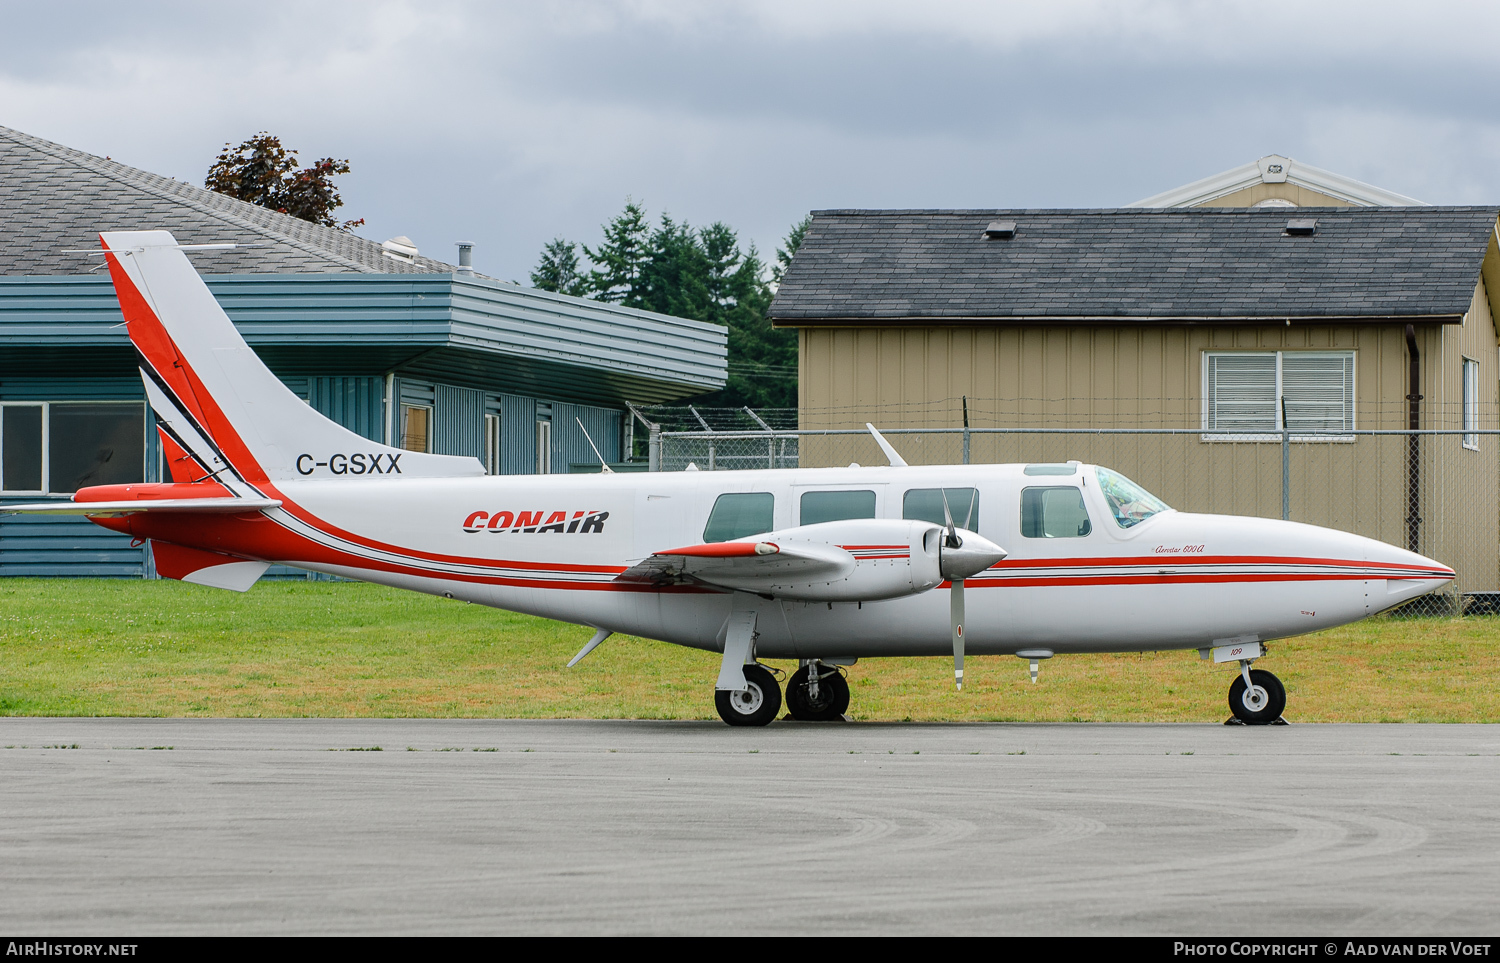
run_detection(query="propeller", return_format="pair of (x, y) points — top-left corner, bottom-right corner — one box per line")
(939, 489), (997, 691)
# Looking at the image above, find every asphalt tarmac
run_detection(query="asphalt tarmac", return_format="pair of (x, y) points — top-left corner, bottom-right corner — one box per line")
(0, 719), (1495, 936)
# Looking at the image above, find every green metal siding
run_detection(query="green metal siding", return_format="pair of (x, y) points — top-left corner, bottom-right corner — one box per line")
(0, 274), (726, 404)
(306, 377), (385, 442)
(0, 512), (145, 577)
(435, 385), (485, 459)
(500, 392), (536, 474)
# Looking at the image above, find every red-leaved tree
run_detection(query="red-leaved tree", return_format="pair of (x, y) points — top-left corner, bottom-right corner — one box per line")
(205, 133), (364, 231)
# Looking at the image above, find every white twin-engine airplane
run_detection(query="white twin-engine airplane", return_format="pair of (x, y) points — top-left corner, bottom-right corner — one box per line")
(7, 231), (1455, 726)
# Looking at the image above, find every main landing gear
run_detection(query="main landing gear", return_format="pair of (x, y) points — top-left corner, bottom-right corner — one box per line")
(786, 662), (850, 722)
(713, 662), (851, 726)
(715, 664), (782, 727)
(1227, 663), (1287, 725)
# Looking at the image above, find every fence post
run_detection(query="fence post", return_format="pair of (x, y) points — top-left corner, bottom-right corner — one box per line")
(962, 395), (971, 465)
(1280, 399), (1290, 520)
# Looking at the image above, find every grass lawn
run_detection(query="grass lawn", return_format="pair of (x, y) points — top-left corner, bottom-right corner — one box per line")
(0, 579), (1495, 722)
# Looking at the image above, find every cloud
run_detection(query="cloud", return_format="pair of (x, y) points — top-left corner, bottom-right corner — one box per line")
(2, 0), (1498, 280)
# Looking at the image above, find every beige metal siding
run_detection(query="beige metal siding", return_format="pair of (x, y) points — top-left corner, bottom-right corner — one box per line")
(800, 319), (1493, 588)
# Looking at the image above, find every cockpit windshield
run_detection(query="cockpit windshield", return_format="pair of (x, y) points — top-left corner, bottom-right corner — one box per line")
(1094, 468), (1171, 529)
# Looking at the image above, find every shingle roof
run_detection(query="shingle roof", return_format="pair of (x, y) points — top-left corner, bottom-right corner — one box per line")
(770, 207), (1500, 323)
(0, 125), (458, 276)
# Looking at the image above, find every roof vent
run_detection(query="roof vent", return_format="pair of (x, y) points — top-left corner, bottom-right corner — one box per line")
(1284, 218), (1318, 236)
(983, 220), (1016, 240)
(455, 241), (475, 276)
(382, 236), (419, 261)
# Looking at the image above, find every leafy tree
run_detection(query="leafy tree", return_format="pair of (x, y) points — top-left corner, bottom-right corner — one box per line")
(205, 133), (364, 231)
(530, 238), (589, 296)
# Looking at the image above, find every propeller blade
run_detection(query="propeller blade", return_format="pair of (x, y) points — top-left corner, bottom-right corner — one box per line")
(951, 576), (965, 690)
(939, 488), (959, 548)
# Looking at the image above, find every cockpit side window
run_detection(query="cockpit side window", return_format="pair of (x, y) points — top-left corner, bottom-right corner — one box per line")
(703, 492), (775, 543)
(903, 488), (980, 530)
(800, 490), (876, 525)
(1020, 487), (1093, 538)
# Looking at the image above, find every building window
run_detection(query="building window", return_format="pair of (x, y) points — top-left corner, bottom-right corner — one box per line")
(401, 405), (431, 452)
(1203, 351), (1355, 440)
(535, 420), (552, 474)
(485, 413), (501, 474)
(1463, 357), (1479, 451)
(1, 402), (145, 494)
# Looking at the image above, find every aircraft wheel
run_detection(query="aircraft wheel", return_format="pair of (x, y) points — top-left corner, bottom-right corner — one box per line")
(715, 664), (782, 727)
(1228, 668), (1286, 725)
(785, 665), (850, 721)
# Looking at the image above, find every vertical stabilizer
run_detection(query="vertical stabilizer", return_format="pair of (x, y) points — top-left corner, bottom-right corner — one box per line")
(101, 231), (483, 482)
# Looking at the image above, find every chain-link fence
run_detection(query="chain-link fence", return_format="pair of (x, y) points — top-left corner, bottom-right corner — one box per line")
(628, 406), (1499, 605)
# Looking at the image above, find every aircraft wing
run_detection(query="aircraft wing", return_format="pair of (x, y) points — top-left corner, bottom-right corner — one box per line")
(617, 538), (855, 588)
(1, 497), (281, 517)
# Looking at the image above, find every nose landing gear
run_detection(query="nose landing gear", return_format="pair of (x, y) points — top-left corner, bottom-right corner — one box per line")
(1227, 663), (1286, 725)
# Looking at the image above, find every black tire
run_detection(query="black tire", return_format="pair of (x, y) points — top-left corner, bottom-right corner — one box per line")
(715, 664), (782, 727)
(785, 665), (851, 721)
(1228, 668), (1286, 724)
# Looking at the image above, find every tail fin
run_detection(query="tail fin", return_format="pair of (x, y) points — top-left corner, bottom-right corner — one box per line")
(102, 230), (483, 483)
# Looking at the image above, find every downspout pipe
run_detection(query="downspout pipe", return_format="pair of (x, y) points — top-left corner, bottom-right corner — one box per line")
(1405, 324), (1422, 553)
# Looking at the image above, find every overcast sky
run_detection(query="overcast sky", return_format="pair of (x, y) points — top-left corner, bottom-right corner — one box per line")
(4, 0), (1500, 281)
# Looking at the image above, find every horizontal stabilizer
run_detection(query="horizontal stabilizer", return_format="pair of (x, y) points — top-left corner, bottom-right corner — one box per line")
(152, 541), (269, 592)
(1, 497), (281, 516)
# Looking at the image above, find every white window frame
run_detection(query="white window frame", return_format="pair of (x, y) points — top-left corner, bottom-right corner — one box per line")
(401, 404), (433, 453)
(536, 419), (552, 474)
(1201, 351), (1356, 442)
(485, 413), (501, 474)
(1, 400), (147, 495)
(1462, 356), (1479, 451)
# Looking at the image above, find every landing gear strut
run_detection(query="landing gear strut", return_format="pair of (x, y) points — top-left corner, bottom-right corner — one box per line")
(715, 664), (782, 727)
(786, 662), (850, 721)
(1228, 663), (1286, 725)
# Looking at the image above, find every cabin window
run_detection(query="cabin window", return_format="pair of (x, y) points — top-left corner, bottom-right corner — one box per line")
(703, 492), (775, 543)
(401, 405), (431, 452)
(903, 488), (980, 530)
(1463, 357), (1479, 450)
(1203, 351), (1355, 439)
(1, 402), (145, 494)
(1095, 468), (1170, 529)
(1020, 487), (1092, 538)
(800, 489), (875, 525)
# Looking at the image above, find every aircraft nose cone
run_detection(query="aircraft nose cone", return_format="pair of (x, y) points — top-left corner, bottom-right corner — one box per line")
(940, 529), (1008, 581)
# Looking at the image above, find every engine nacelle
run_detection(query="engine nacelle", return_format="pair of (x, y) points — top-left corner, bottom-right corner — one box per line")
(709, 518), (946, 602)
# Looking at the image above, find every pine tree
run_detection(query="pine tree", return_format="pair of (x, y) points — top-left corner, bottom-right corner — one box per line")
(639, 216), (710, 320)
(584, 200), (651, 306)
(530, 238), (589, 296)
(773, 214), (811, 286)
(527, 205), (811, 410)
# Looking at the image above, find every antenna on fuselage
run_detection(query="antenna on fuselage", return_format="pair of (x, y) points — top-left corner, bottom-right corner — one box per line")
(576, 418), (614, 473)
(865, 424), (908, 467)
